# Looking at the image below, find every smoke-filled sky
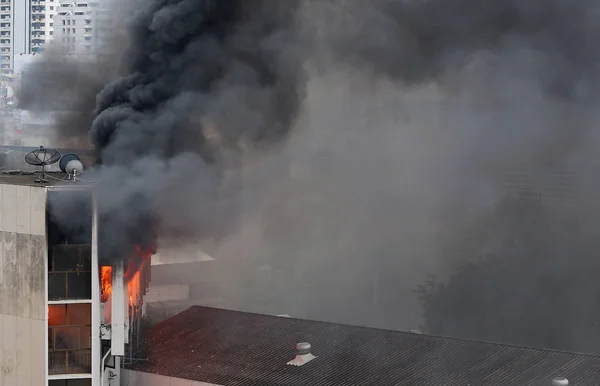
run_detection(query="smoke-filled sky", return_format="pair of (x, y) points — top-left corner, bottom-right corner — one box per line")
(33, 0), (600, 334)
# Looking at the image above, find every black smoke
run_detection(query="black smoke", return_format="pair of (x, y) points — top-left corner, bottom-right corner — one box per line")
(40, 0), (600, 347)
(91, 0), (305, 263)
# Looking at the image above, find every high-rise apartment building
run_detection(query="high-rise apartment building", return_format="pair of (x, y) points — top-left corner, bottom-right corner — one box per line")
(54, 0), (115, 56)
(0, 0), (60, 76)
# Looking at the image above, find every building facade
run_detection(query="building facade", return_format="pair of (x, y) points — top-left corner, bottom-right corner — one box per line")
(0, 182), (47, 386)
(0, 0), (60, 76)
(54, 0), (118, 56)
(0, 170), (150, 386)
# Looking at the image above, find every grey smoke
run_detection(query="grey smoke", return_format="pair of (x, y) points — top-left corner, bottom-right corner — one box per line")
(196, 0), (600, 333)
(42, 0), (600, 344)
(15, 13), (129, 148)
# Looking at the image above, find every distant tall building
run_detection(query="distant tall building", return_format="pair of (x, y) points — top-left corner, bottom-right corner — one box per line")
(54, 0), (120, 56)
(0, 0), (60, 76)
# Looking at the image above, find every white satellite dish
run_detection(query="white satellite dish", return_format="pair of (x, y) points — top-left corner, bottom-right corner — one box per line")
(59, 153), (84, 181)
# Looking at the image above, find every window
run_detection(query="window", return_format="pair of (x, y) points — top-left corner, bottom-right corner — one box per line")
(48, 304), (92, 375)
(48, 245), (92, 301)
(49, 379), (92, 386)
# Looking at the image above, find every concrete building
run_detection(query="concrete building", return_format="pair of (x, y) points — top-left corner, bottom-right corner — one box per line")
(0, 152), (215, 386)
(44, 0), (61, 45)
(54, 0), (111, 55)
(0, 164), (140, 386)
(0, 172), (98, 386)
(31, 0), (61, 54)
(0, 0), (60, 76)
(0, 179), (47, 386)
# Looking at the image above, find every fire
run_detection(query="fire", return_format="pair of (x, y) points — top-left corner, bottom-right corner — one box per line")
(48, 305), (63, 325)
(99, 245), (154, 309)
(128, 269), (141, 306)
(100, 266), (113, 303)
(126, 244), (155, 307)
(125, 245), (155, 279)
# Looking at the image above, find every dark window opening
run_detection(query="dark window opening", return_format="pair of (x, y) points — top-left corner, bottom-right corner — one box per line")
(49, 379), (92, 386)
(48, 245), (92, 300)
(47, 190), (93, 301)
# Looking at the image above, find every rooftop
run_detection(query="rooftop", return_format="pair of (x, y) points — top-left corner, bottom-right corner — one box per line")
(0, 171), (92, 187)
(0, 145), (94, 187)
(130, 306), (600, 386)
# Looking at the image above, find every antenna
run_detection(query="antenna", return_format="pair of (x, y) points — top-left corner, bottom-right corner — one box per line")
(24, 146), (61, 183)
(59, 153), (84, 181)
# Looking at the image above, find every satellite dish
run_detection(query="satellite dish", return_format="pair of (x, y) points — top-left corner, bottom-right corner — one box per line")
(59, 153), (84, 181)
(24, 146), (61, 183)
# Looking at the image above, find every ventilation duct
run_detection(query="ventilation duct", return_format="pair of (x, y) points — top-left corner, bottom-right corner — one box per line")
(287, 342), (317, 366)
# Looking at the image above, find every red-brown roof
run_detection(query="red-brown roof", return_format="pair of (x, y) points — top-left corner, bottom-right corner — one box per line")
(132, 306), (600, 385)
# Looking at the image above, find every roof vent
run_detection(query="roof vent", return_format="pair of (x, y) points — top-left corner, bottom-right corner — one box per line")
(410, 329), (423, 334)
(286, 342), (317, 366)
(552, 377), (569, 386)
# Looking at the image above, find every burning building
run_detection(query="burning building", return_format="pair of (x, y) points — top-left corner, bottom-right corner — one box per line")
(0, 166), (161, 386)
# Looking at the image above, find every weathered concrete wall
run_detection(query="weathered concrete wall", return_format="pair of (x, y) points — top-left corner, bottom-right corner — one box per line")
(0, 184), (47, 386)
(121, 370), (222, 386)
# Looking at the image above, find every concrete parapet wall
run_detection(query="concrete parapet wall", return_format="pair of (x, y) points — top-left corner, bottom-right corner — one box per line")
(0, 183), (47, 386)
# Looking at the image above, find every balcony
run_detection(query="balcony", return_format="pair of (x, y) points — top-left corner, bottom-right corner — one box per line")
(48, 350), (92, 375)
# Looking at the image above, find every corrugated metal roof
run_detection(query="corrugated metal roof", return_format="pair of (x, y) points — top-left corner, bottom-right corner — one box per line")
(132, 306), (600, 385)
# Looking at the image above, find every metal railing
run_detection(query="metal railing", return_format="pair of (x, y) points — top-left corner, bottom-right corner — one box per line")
(48, 350), (92, 375)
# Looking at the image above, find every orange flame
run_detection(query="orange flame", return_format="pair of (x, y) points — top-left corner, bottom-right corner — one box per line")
(48, 305), (64, 325)
(125, 245), (155, 279)
(128, 270), (141, 306)
(100, 266), (113, 303)
(126, 244), (154, 307)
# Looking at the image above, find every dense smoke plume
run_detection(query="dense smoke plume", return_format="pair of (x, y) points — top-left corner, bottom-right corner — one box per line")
(42, 0), (600, 349)
(91, 0), (305, 262)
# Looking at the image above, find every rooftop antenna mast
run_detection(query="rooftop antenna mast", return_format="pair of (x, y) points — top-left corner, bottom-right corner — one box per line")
(24, 146), (61, 183)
